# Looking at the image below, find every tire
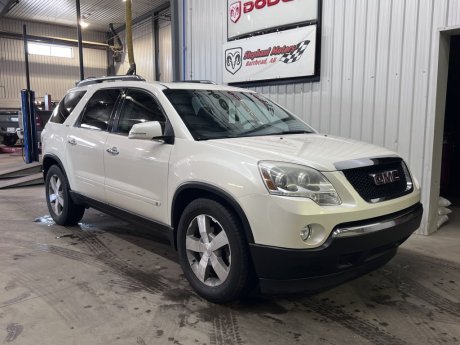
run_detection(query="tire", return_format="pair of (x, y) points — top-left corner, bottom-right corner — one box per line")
(177, 198), (252, 303)
(3, 134), (17, 147)
(45, 165), (85, 226)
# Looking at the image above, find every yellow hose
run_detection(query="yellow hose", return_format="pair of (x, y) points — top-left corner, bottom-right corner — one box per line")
(125, 0), (136, 74)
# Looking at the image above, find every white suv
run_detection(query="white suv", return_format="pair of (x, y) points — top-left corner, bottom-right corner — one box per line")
(42, 76), (422, 303)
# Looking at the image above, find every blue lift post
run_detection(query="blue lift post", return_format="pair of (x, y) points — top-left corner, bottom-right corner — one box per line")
(21, 24), (39, 164)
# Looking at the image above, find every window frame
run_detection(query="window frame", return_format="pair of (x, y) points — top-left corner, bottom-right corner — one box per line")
(75, 88), (123, 132)
(111, 88), (170, 137)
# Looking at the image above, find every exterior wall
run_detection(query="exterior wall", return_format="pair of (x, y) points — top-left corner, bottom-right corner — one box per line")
(0, 18), (107, 108)
(185, 0), (460, 235)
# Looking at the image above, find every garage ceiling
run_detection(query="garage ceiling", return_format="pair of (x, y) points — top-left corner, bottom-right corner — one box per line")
(2, 0), (169, 31)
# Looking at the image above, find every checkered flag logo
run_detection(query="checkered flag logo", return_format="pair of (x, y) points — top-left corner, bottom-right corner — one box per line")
(280, 40), (310, 64)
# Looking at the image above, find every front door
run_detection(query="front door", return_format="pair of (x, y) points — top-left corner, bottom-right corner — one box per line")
(104, 89), (172, 224)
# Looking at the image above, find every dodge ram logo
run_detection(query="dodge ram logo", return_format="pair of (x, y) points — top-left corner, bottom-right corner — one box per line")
(370, 170), (401, 186)
(229, 1), (242, 23)
(225, 47), (242, 75)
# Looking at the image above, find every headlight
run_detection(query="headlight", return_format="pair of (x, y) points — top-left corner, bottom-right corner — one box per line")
(258, 161), (341, 206)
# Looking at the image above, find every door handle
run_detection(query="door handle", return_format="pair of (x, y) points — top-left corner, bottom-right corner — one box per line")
(106, 147), (119, 155)
(68, 138), (77, 146)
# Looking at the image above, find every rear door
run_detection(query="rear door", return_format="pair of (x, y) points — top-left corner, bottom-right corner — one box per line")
(104, 88), (172, 224)
(66, 88), (122, 201)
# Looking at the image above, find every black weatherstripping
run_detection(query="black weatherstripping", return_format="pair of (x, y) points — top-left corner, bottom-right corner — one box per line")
(70, 192), (175, 246)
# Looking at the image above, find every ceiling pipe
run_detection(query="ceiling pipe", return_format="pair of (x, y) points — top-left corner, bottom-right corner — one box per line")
(125, 0), (136, 75)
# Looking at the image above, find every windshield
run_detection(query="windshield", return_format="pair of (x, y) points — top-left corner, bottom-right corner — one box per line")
(163, 89), (314, 140)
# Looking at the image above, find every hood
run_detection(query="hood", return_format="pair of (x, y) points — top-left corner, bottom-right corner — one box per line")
(206, 134), (397, 171)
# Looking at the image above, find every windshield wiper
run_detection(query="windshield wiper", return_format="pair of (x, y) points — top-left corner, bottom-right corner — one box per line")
(272, 130), (312, 135)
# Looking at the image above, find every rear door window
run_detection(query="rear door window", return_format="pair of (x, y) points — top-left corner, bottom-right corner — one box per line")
(49, 90), (86, 124)
(78, 89), (121, 131)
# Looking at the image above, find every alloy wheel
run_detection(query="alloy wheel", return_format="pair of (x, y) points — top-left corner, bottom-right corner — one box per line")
(48, 175), (64, 216)
(185, 214), (231, 287)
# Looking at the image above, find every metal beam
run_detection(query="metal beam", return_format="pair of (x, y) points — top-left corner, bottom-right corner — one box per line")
(0, 0), (19, 16)
(0, 30), (109, 50)
(76, 0), (84, 80)
(22, 25), (30, 91)
(170, 0), (181, 81)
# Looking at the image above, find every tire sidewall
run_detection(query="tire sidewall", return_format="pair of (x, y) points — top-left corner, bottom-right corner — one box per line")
(177, 199), (247, 302)
(45, 165), (72, 225)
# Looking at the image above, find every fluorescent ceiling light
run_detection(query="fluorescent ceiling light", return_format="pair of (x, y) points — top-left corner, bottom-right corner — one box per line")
(80, 20), (89, 28)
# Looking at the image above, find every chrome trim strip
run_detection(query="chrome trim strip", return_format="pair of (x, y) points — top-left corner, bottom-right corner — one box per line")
(334, 155), (400, 171)
(332, 207), (418, 238)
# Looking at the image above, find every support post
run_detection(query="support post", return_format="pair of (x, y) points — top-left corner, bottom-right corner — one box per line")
(76, 0), (84, 80)
(170, 0), (182, 81)
(22, 25), (30, 91)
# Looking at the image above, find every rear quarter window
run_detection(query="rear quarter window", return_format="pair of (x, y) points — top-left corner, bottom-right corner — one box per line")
(49, 90), (86, 124)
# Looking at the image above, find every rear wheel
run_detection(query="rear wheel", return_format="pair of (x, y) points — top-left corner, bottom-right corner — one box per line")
(177, 198), (252, 303)
(45, 165), (85, 225)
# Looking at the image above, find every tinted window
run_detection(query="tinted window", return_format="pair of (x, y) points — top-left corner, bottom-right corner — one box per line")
(79, 89), (121, 131)
(163, 89), (313, 140)
(116, 90), (166, 134)
(49, 90), (86, 124)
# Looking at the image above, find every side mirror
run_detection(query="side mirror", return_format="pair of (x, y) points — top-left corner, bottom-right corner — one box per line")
(128, 121), (163, 140)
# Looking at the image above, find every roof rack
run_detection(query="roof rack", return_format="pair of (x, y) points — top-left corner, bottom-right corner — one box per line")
(177, 80), (217, 85)
(76, 75), (146, 87)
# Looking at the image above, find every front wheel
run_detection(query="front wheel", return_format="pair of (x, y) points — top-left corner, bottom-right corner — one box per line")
(177, 198), (253, 303)
(3, 134), (17, 146)
(45, 165), (85, 225)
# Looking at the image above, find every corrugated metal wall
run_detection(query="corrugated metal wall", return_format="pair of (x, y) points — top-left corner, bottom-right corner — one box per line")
(0, 18), (107, 108)
(185, 0), (460, 235)
(115, 18), (155, 82)
(114, 11), (173, 82)
(158, 16), (172, 82)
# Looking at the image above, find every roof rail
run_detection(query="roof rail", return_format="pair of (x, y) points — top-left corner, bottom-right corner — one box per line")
(177, 80), (217, 85)
(76, 75), (146, 87)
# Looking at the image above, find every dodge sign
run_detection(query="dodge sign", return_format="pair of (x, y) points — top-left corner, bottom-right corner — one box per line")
(227, 0), (318, 40)
(223, 25), (317, 84)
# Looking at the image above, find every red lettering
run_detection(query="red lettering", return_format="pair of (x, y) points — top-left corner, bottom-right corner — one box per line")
(243, 0), (293, 13)
(255, 0), (266, 9)
(243, 1), (254, 13)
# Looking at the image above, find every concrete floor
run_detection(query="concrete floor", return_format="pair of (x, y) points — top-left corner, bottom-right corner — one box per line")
(0, 154), (459, 345)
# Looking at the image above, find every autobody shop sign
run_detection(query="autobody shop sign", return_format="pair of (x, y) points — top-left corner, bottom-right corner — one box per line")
(228, 0), (318, 40)
(223, 25), (317, 84)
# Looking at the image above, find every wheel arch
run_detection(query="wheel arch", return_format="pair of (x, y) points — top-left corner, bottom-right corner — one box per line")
(42, 154), (68, 182)
(171, 182), (255, 250)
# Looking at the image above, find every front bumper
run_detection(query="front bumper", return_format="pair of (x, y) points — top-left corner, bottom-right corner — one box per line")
(250, 203), (423, 294)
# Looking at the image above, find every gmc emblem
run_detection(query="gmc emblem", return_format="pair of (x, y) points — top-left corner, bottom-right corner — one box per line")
(370, 170), (401, 186)
(242, 0), (294, 14)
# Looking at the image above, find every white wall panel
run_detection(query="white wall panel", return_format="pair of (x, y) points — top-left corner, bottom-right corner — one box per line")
(158, 19), (172, 82)
(185, 0), (460, 235)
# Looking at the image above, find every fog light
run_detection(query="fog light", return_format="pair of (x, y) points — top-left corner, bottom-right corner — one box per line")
(301, 224), (327, 245)
(300, 226), (312, 242)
